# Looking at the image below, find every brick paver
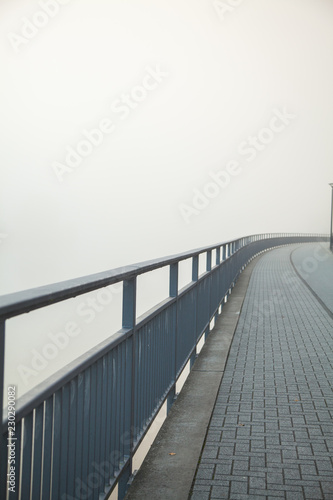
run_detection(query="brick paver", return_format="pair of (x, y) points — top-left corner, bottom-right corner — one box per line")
(190, 245), (333, 499)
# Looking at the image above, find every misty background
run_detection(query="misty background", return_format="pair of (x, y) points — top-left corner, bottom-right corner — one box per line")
(1, 0), (333, 398)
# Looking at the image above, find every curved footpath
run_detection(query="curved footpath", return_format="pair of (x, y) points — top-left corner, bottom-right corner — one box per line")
(190, 244), (333, 500)
(125, 244), (333, 500)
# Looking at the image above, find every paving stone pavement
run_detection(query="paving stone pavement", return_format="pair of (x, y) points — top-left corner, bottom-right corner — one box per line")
(190, 245), (333, 500)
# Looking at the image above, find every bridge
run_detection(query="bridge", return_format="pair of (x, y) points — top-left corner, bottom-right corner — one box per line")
(0, 234), (332, 500)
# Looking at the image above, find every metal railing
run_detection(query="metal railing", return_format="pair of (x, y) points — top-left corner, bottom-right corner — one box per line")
(0, 233), (329, 500)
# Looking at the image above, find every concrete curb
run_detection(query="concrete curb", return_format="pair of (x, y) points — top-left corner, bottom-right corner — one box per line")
(124, 254), (262, 500)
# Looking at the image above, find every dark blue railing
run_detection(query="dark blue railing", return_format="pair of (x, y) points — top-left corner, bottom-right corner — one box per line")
(0, 233), (329, 500)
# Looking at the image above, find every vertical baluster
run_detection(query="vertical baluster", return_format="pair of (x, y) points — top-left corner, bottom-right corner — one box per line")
(42, 397), (53, 499)
(124, 337), (132, 459)
(117, 344), (129, 500)
(88, 364), (97, 500)
(112, 345), (122, 492)
(21, 413), (33, 499)
(94, 360), (102, 487)
(99, 357), (108, 476)
(51, 391), (61, 499)
(105, 353), (113, 482)
(81, 369), (91, 493)
(59, 384), (70, 498)
(67, 378), (77, 498)
(119, 342), (125, 458)
(31, 403), (43, 499)
(133, 335), (139, 447)
(110, 354), (117, 479)
(74, 373), (84, 495)
(144, 327), (148, 429)
(148, 322), (153, 420)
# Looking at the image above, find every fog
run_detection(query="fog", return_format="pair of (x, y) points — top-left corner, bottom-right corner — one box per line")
(1, 0), (333, 397)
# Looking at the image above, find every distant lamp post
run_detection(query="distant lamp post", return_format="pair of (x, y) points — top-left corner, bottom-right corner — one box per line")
(330, 183), (333, 252)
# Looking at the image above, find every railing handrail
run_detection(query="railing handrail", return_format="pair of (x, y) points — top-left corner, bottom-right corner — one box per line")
(1, 232), (329, 424)
(0, 233), (328, 321)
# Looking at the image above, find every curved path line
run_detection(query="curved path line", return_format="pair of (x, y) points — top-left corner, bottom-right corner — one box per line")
(290, 244), (333, 319)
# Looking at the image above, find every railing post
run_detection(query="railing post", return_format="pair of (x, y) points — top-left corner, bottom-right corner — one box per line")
(122, 278), (136, 498)
(192, 255), (199, 282)
(122, 279), (136, 329)
(206, 250), (212, 272)
(169, 263), (178, 298)
(215, 249), (220, 322)
(206, 250), (212, 335)
(222, 245), (226, 261)
(216, 247), (221, 266)
(191, 255), (199, 365)
(168, 263), (178, 413)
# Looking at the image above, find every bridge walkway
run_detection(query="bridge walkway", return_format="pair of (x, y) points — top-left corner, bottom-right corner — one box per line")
(126, 244), (333, 500)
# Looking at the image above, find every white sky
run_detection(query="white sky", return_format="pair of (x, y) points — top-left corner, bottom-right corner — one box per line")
(1, 0), (333, 396)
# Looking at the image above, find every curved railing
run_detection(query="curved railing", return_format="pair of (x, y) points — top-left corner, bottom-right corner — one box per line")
(0, 233), (329, 500)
